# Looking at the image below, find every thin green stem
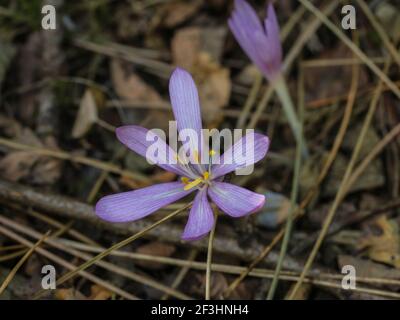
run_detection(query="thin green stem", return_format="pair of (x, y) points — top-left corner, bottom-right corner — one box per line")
(274, 76), (308, 158)
(266, 69), (304, 300)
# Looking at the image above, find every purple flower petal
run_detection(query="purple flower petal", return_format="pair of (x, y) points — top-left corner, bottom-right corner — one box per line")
(116, 125), (197, 179)
(208, 182), (265, 217)
(234, 0), (264, 32)
(228, 12), (266, 73)
(181, 187), (214, 241)
(211, 132), (269, 179)
(169, 68), (204, 168)
(229, 1), (282, 81)
(95, 182), (193, 222)
(264, 3), (282, 69)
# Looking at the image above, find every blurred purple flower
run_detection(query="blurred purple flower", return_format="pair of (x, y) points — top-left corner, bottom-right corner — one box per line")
(95, 68), (269, 241)
(229, 0), (282, 82)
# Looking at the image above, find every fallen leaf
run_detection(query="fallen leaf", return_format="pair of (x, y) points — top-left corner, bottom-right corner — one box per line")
(72, 89), (99, 138)
(158, 0), (203, 28)
(88, 285), (113, 300)
(172, 27), (230, 125)
(111, 59), (162, 102)
(193, 54), (231, 125)
(110, 59), (172, 130)
(358, 216), (400, 268)
(0, 151), (40, 182)
(0, 127), (62, 185)
(172, 26), (227, 70)
(135, 242), (176, 270)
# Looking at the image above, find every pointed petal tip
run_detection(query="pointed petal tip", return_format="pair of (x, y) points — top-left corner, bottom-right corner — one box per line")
(171, 67), (191, 80)
(267, 2), (276, 15)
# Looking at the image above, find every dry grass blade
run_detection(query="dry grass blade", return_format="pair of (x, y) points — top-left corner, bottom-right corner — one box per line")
(288, 51), (393, 299)
(355, 0), (400, 67)
(32, 202), (191, 299)
(224, 52), (360, 298)
(162, 249), (198, 300)
(0, 215), (192, 300)
(0, 231), (49, 296)
(56, 238), (400, 299)
(0, 224), (138, 300)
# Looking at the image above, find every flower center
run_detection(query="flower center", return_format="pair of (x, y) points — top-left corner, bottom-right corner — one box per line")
(180, 149), (216, 191)
(182, 171), (210, 191)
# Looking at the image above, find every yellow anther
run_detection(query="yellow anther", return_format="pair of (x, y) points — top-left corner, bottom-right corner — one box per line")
(203, 171), (210, 180)
(209, 149), (216, 156)
(183, 177), (203, 191)
(181, 177), (190, 185)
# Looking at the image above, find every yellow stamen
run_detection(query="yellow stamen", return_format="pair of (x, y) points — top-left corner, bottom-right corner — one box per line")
(183, 177), (203, 191)
(209, 149), (216, 156)
(203, 171), (210, 180)
(181, 177), (190, 185)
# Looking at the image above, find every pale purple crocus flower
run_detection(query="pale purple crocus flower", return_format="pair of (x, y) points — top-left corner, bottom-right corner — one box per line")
(95, 68), (270, 241)
(229, 0), (308, 156)
(228, 0), (282, 82)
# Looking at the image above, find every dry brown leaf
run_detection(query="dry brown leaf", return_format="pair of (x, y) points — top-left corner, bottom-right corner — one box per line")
(111, 59), (162, 102)
(159, 0), (203, 28)
(135, 242), (176, 270)
(110, 59), (172, 130)
(194, 54), (231, 125)
(88, 285), (113, 300)
(0, 129), (62, 184)
(171, 27), (226, 70)
(72, 89), (98, 139)
(171, 27), (230, 125)
(0, 151), (40, 182)
(358, 216), (400, 268)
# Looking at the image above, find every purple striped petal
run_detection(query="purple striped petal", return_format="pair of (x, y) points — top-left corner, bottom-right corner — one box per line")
(181, 188), (214, 241)
(229, 12), (266, 75)
(208, 182), (265, 217)
(264, 3), (282, 70)
(169, 68), (203, 166)
(211, 133), (269, 179)
(234, 0), (264, 32)
(116, 125), (197, 179)
(95, 182), (193, 222)
(229, 1), (282, 81)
